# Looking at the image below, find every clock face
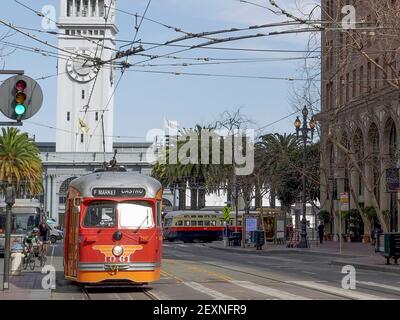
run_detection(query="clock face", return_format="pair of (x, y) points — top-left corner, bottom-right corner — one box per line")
(66, 49), (99, 83)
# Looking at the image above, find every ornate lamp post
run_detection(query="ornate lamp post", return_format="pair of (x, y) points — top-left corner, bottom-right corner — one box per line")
(294, 106), (316, 248)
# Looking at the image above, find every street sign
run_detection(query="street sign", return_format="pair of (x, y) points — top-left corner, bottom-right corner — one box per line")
(340, 192), (349, 211)
(0, 75), (43, 121)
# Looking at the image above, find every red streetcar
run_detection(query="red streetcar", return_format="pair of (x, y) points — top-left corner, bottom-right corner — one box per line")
(63, 167), (163, 284)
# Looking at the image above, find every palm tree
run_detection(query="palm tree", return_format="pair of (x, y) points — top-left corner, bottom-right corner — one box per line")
(0, 127), (43, 196)
(257, 133), (302, 213)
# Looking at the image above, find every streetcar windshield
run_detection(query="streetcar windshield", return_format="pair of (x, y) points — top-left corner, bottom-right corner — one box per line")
(83, 201), (117, 228)
(118, 202), (154, 229)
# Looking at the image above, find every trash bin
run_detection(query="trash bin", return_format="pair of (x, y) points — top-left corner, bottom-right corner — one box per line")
(254, 231), (265, 250)
(375, 232), (400, 265)
(10, 243), (24, 276)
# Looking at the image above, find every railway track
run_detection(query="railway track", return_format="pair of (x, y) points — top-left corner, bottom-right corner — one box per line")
(81, 284), (159, 300)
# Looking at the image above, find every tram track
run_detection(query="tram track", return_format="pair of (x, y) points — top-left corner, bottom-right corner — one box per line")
(81, 284), (159, 300)
(174, 258), (390, 300)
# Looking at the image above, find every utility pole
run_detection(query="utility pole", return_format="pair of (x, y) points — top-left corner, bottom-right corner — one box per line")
(3, 186), (15, 290)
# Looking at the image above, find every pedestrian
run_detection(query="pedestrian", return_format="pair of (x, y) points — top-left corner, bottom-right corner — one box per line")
(318, 222), (325, 244)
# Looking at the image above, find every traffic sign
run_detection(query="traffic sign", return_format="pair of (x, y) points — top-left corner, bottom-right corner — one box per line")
(340, 192), (349, 211)
(0, 75), (43, 121)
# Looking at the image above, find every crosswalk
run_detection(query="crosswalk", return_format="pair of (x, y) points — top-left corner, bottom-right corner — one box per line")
(150, 279), (400, 300)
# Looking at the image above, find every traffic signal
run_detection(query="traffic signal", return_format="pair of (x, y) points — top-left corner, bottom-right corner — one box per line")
(0, 75), (43, 122)
(14, 80), (27, 120)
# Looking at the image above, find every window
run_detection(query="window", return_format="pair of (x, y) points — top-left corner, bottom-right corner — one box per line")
(95, 112), (99, 121)
(67, 0), (73, 16)
(345, 73), (349, 102)
(205, 220), (211, 226)
(184, 220), (190, 226)
(367, 62), (372, 91)
(91, 0), (96, 16)
(175, 220), (183, 226)
(67, 112), (70, 121)
(83, 201), (116, 228)
(211, 220), (217, 226)
(374, 58), (380, 89)
(77, 30), (81, 35)
(352, 69), (357, 97)
(190, 220), (197, 226)
(198, 221), (204, 226)
(100, 30), (105, 36)
(71, 30), (76, 35)
(89, 30), (93, 36)
(118, 202), (154, 229)
(99, 0), (105, 17)
(82, 0), (89, 17)
(80, 134), (84, 143)
(359, 65), (364, 94)
(81, 90), (85, 99)
(156, 201), (162, 227)
(65, 30), (70, 35)
(94, 30), (99, 36)
(164, 218), (172, 227)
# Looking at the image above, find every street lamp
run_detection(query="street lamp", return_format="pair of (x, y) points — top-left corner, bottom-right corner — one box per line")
(294, 106), (316, 248)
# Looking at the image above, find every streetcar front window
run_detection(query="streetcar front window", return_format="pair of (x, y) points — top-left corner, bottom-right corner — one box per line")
(83, 201), (117, 228)
(118, 202), (154, 229)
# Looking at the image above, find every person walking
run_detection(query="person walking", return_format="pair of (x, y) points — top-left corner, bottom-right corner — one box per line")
(318, 222), (325, 244)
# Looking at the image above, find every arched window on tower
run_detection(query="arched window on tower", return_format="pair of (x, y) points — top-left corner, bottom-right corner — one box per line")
(67, 0), (73, 16)
(99, 0), (105, 17)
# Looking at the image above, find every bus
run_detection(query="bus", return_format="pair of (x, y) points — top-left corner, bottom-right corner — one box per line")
(0, 199), (41, 255)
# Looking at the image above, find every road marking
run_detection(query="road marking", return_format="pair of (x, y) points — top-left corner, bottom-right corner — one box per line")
(161, 269), (183, 283)
(289, 281), (388, 300)
(302, 271), (317, 275)
(231, 281), (310, 300)
(358, 281), (400, 293)
(178, 244), (188, 248)
(50, 244), (55, 266)
(146, 289), (170, 300)
(183, 282), (237, 300)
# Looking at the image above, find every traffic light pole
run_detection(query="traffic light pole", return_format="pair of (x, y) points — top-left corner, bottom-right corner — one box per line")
(2, 203), (12, 290)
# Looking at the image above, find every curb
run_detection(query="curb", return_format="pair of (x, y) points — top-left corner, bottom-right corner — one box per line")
(207, 244), (360, 259)
(330, 259), (400, 274)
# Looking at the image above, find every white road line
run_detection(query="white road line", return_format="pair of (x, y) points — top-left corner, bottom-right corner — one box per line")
(231, 281), (310, 300)
(183, 282), (237, 300)
(178, 244), (188, 248)
(358, 281), (400, 293)
(147, 289), (170, 300)
(288, 281), (388, 300)
(50, 244), (55, 266)
(302, 271), (317, 275)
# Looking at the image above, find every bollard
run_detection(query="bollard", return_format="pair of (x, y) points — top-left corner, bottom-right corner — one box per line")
(11, 252), (22, 276)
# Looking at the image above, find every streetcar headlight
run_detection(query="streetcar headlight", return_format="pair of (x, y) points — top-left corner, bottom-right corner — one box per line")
(112, 245), (124, 257)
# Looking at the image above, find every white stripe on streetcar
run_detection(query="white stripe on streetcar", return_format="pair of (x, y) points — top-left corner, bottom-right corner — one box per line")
(358, 281), (400, 293)
(288, 281), (388, 300)
(231, 280), (310, 300)
(183, 281), (237, 300)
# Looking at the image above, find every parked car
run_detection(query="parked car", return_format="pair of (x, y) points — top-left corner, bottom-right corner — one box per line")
(49, 224), (63, 244)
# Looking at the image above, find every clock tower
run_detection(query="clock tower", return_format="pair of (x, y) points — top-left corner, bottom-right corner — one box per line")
(56, 0), (118, 152)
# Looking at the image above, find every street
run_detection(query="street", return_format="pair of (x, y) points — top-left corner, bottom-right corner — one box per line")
(2, 240), (400, 300)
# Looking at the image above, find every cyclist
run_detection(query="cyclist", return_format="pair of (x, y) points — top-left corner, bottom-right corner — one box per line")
(39, 221), (50, 254)
(23, 228), (41, 256)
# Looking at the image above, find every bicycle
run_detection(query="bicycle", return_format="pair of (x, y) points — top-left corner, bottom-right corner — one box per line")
(22, 245), (36, 271)
(38, 242), (48, 267)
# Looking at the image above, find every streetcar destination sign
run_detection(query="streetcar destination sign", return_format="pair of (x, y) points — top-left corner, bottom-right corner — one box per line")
(92, 188), (146, 197)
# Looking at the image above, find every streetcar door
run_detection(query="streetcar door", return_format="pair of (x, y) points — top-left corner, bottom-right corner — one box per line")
(66, 199), (80, 278)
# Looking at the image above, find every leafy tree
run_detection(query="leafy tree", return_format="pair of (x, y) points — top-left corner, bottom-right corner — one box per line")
(0, 128), (43, 196)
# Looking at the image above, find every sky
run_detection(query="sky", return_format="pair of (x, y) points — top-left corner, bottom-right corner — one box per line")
(0, 0), (321, 143)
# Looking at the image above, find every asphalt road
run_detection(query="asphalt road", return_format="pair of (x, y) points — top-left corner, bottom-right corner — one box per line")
(3, 241), (400, 300)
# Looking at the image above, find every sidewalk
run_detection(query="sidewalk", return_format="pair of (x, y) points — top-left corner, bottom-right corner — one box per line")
(207, 240), (400, 274)
(0, 270), (51, 300)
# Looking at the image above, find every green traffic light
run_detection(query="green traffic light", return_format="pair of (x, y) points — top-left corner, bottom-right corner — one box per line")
(15, 104), (26, 116)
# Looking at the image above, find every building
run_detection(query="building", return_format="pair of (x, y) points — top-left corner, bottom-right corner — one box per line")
(318, 0), (400, 237)
(56, 0), (117, 152)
